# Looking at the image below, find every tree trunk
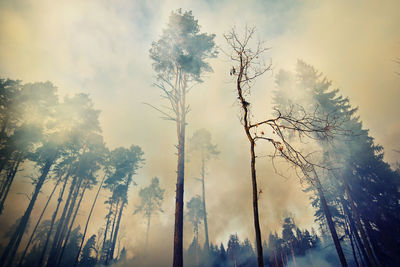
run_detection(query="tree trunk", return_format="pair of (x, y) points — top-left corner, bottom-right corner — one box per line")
(250, 140), (264, 267)
(74, 173), (106, 267)
(0, 153), (10, 176)
(342, 180), (378, 267)
(339, 191), (369, 265)
(18, 173), (66, 267)
(109, 200), (125, 262)
(313, 171), (348, 267)
(101, 203), (113, 263)
(201, 158), (209, 251)
(46, 174), (77, 267)
(36, 172), (70, 267)
(106, 199), (119, 264)
(236, 59), (264, 267)
(273, 249), (278, 267)
(0, 157), (54, 267)
(289, 241), (297, 267)
(146, 214), (151, 248)
(47, 177), (83, 267)
(0, 158), (21, 214)
(280, 249), (286, 267)
(349, 226), (361, 267)
(56, 181), (88, 267)
(173, 70), (186, 267)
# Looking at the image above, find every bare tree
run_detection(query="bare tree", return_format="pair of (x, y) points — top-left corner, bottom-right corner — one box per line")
(224, 26), (348, 267)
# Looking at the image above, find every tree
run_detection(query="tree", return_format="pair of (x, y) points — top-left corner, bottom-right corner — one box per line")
(0, 80), (57, 214)
(78, 235), (97, 267)
(134, 177), (165, 247)
(274, 60), (400, 266)
(45, 94), (103, 267)
(224, 27), (346, 267)
(187, 195), (204, 243)
(188, 129), (219, 250)
(101, 145), (144, 265)
(74, 149), (109, 267)
(149, 9), (217, 267)
(186, 195), (204, 267)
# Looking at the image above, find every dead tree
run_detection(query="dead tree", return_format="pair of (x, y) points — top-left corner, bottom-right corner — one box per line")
(224, 26), (348, 267)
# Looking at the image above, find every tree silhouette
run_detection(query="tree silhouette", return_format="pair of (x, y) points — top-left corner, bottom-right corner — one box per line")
(149, 9), (217, 267)
(134, 177), (165, 248)
(186, 195), (204, 266)
(188, 128), (219, 250)
(224, 26), (347, 267)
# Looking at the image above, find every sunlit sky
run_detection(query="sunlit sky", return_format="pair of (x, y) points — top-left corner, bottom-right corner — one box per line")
(1, 0), (399, 264)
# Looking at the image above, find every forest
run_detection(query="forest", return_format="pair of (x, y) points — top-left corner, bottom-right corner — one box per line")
(0, 1), (399, 267)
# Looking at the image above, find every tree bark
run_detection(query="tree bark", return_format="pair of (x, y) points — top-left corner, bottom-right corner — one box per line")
(313, 171), (348, 267)
(173, 70), (186, 267)
(0, 157), (54, 267)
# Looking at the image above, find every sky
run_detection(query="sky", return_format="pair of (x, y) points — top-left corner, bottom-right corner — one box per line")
(0, 0), (399, 264)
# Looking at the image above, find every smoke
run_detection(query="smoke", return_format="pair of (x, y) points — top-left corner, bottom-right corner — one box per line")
(0, 0), (399, 265)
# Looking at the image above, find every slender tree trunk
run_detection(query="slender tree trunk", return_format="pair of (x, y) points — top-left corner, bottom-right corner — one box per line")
(236, 60), (264, 267)
(109, 200), (125, 262)
(0, 160), (15, 198)
(349, 226), (361, 267)
(146, 214), (151, 248)
(101, 203), (113, 263)
(0, 158), (21, 214)
(173, 69), (186, 267)
(18, 173), (65, 267)
(342, 180), (378, 267)
(201, 158), (209, 251)
(0, 157), (54, 267)
(46, 175), (77, 267)
(74, 173), (106, 267)
(364, 221), (383, 266)
(289, 241), (297, 267)
(56, 181), (88, 267)
(353, 230), (366, 267)
(347, 205), (369, 266)
(36, 172), (70, 267)
(280, 249), (286, 267)
(273, 249), (278, 267)
(0, 153), (10, 176)
(57, 177), (82, 248)
(106, 199), (119, 264)
(339, 190), (370, 267)
(250, 140), (264, 267)
(195, 232), (199, 267)
(313, 171), (348, 267)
